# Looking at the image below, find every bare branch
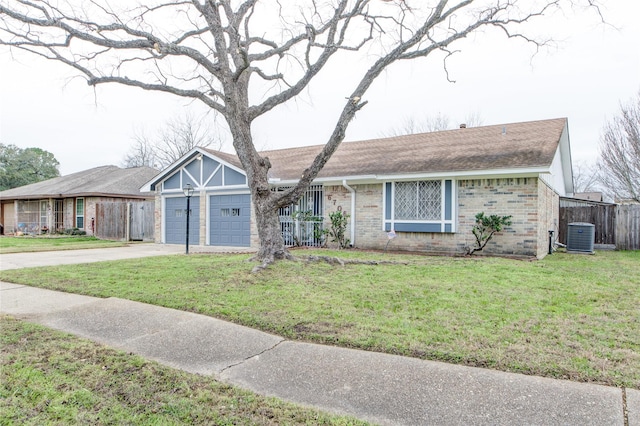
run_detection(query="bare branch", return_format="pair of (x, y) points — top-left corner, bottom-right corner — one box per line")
(0, 0), (605, 262)
(597, 91), (640, 202)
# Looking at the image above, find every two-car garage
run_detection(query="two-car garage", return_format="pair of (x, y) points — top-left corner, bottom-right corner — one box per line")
(145, 149), (254, 248)
(164, 194), (251, 247)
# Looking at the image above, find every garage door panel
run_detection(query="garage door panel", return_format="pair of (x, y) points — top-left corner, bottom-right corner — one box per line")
(165, 197), (200, 245)
(209, 194), (250, 247)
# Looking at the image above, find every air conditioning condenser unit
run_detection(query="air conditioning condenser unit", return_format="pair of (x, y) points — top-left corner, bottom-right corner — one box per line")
(566, 222), (595, 253)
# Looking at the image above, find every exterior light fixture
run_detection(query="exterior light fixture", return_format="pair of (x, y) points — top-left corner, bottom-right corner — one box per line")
(183, 183), (194, 254)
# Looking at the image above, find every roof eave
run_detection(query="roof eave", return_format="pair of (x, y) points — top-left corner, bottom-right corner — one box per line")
(268, 167), (551, 186)
(1, 192), (153, 201)
(377, 167), (550, 181)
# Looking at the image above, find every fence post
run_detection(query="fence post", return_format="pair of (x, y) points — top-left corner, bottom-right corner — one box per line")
(126, 202), (131, 242)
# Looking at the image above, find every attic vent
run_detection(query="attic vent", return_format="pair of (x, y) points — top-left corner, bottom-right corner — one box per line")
(459, 123), (467, 129)
(566, 222), (595, 253)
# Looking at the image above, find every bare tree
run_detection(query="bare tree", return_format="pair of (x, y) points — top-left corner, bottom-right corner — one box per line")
(572, 160), (599, 194)
(383, 110), (484, 137)
(597, 91), (640, 202)
(383, 112), (450, 137)
(0, 0), (601, 267)
(122, 137), (157, 169)
(123, 113), (224, 169)
(462, 110), (484, 129)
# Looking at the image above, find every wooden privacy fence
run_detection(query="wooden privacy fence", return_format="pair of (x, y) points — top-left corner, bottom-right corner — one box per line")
(616, 204), (640, 250)
(559, 202), (617, 245)
(95, 201), (154, 241)
(559, 199), (640, 250)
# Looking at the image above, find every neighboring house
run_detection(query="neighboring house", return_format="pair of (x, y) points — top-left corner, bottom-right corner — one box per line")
(574, 192), (603, 202)
(142, 118), (574, 258)
(0, 166), (157, 236)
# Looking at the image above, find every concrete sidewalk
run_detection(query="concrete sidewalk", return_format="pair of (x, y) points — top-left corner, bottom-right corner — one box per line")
(1, 281), (636, 425)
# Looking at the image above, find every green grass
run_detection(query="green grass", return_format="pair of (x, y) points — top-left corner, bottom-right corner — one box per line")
(0, 316), (367, 425)
(1, 249), (638, 389)
(0, 235), (126, 254)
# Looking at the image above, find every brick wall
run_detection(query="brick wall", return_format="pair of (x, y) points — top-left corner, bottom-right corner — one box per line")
(325, 177), (555, 258)
(154, 190), (162, 243)
(458, 178), (541, 256)
(198, 191), (207, 244)
(249, 196), (260, 248)
(536, 179), (560, 258)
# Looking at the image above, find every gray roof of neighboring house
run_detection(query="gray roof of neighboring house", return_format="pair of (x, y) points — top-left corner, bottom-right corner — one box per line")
(261, 118), (568, 181)
(0, 166), (159, 200)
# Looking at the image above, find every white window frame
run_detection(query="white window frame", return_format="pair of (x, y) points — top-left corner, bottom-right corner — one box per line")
(76, 198), (85, 229)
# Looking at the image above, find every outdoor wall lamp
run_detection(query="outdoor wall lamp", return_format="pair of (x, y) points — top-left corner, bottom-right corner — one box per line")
(183, 183), (194, 254)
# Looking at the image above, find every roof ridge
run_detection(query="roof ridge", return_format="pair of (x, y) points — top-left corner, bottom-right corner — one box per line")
(259, 117), (568, 155)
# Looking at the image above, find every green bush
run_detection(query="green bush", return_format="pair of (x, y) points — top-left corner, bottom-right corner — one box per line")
(325, 211), (350, 249)
(467, 212), (512, 255)
(63, 228), (87, 236)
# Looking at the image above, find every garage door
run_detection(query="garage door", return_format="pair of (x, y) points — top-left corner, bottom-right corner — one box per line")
(210, 194), (250, 246)
(165, 196), (200, 244)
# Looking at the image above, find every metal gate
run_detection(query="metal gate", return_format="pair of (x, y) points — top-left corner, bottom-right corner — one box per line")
(276, 185), (324, 247)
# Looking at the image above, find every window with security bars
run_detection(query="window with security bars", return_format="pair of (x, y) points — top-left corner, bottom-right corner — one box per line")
(394, 181), (441, 220)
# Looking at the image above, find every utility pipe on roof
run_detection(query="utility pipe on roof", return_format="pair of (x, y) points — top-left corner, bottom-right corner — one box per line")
(342, 180), (355, 247)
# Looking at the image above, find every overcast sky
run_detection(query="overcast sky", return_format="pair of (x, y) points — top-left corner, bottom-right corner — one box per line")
(1, 1), (639, 176)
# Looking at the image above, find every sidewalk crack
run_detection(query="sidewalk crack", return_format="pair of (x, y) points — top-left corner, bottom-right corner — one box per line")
(219, 338), (286, 374)
(622, 387), (628, 426)
(0, 284), (27, 291)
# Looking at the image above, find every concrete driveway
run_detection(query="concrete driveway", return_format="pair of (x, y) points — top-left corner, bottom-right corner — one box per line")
(0, 243), (255, 270)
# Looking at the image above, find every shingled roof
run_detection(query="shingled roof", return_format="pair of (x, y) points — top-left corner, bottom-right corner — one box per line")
(144, 117), (570, 191)
(0, 166), (158, 200)
(262, 118), (568, 181)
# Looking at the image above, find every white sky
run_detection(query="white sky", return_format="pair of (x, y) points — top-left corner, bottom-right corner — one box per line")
(1, 1), (639, 176)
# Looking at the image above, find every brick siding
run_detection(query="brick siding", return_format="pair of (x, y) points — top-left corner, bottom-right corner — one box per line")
(152, 177), (558, 257)
(325, 177), (558, 258)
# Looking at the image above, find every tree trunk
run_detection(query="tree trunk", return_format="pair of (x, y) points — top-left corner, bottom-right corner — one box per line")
(230, 113), (292, 266)
(251, 190), (293, 270)
(253, 194), (289, 262)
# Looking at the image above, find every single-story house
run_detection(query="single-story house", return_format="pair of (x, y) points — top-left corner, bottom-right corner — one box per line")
(142, 118), (574, 258)
(0, 165), (157, 236)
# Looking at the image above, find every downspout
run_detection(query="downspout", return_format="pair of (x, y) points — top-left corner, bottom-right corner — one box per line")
(342, 180), (356, 247)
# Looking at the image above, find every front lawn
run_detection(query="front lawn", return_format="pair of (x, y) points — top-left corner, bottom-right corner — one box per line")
(0, 235), (127, 254)
(0, 316), (366, 425)
(1, 249), (637, 389)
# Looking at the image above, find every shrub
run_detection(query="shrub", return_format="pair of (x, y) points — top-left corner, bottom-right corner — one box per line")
(63, 228), (87, 236)
(466, 212), (512, 255)
(325, 211), (350, 249)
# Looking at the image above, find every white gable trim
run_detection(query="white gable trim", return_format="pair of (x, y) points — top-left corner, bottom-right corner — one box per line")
(140, 148), (247, 192)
